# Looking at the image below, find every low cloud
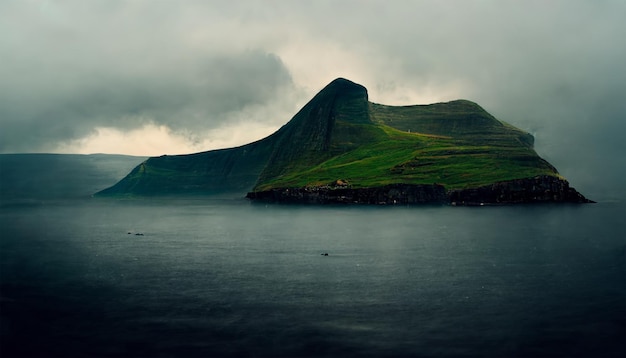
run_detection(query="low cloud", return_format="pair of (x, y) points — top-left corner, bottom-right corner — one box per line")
(0, 46), (294, 152)
(0, 1), (296, 152)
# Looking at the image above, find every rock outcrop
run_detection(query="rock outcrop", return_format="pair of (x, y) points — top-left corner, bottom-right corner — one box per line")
(247, 176), (593, 205)
(246, 184), (448, 204)
(448, 175), (593, 205)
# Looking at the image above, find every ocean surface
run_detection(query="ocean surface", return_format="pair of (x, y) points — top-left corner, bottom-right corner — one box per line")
(1, 197), (624, 357)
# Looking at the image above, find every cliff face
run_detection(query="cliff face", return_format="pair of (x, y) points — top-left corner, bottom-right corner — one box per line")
(246, 184), (448, 205)
(247, 176), (592, 205)
(448, 175), (593, 205)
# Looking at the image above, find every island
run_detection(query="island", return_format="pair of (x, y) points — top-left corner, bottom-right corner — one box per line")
(96, 78), (592, 205)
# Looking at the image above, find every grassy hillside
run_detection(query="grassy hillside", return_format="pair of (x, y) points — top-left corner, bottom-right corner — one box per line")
(97, 78), (563, 197)
(369, 101), (535, 147)
(254, 120), (557, 191)
(251, 81), (558, 192)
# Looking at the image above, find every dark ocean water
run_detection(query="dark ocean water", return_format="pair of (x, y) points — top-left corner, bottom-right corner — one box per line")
(1, 198), (624, 357)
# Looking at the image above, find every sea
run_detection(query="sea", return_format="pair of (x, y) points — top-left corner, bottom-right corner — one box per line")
(1, 197), (624, 357)
(0, 154), (624, 357)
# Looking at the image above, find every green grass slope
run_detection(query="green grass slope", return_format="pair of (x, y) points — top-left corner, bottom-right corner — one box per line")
(97, 77), (565, 197)
(252, 82), (558, 192)
(253, 121), (557, 191)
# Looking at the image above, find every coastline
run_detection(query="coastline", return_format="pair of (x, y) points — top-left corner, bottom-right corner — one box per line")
(246, 175), (593, 205)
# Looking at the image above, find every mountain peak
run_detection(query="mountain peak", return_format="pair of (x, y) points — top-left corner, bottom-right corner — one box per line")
(255, 78), (371, 183)
(326, 77), (366, 89)
(313, 78), (369, 111)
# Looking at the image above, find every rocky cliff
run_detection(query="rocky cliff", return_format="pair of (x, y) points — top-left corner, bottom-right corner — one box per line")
(246, 183), (448, 205)
(448, 175), (593, 205)
(246, 175), (591, 205)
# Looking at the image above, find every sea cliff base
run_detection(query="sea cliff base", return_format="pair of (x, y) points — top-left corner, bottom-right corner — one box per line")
(246, 176), (593, 205)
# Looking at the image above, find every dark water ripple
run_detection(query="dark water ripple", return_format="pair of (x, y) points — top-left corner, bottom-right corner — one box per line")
(1, 200), (624, 357)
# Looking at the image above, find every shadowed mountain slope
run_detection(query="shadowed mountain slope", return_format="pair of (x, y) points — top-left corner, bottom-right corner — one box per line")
(97, 78), (373, 196)
(257, 78), (373, 184)
(96, 137), (276, 196)
(96, 78), (590, 204)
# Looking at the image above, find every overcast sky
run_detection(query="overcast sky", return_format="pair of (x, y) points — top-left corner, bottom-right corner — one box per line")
(1, 0), (625, 197)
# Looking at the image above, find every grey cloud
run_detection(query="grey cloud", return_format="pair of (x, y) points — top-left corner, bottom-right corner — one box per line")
(0, 47), (292, 151)
(0, 1), (293, 152)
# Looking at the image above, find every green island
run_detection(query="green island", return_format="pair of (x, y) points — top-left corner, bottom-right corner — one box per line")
(97, 78), (591, 205)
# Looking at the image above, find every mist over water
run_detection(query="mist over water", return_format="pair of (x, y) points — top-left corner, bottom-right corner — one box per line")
(1, 198), (624, 357)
